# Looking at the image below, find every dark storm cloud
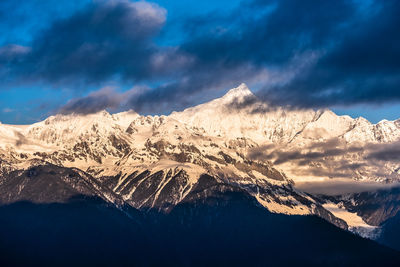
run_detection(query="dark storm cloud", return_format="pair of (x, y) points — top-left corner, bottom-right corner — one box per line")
(125, 0), (353, 115)
(0, 0), (179, 85)
(59, 87), (123, 114)
(126, 64), (261, 114)
(1, 0), (400, 113)
(256, 0), (400, 107)
(178, 0), (400, 109)
(181, 0), (354, 66)
(58, 85), (153, 115)
(104, 0), (400, 111)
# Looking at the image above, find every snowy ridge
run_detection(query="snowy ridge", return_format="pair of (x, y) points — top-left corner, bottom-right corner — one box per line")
(0, 83), (399, 233)
(323, 202), (380, 238)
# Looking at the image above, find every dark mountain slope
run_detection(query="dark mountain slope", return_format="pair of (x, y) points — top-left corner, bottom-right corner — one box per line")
(379, 212), (400, 251)
(0, 197), (150, 266)
(154, 176), (400, 266)
(0, 164), (97, 204)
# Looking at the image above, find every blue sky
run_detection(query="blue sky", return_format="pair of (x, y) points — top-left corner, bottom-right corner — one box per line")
(0, 0), (399, 124)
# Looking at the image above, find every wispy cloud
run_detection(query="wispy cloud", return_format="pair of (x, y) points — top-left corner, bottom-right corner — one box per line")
(295, 179), (400, 196)
(59, 85), (148, 115)
(248, 139), (400, 180)
(2, 107), (13, 113)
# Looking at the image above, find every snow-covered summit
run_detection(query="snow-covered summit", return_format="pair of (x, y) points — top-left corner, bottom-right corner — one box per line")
(221, 83), (254, 102)
(0, 83), (398, 150)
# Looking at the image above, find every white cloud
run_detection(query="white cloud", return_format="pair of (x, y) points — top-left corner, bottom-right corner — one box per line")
(2, 108), (13, 113)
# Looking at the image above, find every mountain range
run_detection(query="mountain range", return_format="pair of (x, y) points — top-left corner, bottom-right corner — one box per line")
(1, 84), (400, 265)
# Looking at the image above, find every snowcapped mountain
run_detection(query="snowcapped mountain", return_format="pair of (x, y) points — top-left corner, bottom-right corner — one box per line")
(171, 83), (320, 143)
(0, 83), (399, 239)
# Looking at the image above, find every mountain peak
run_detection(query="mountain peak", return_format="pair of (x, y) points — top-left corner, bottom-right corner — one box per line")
(223, 83), (253, 99)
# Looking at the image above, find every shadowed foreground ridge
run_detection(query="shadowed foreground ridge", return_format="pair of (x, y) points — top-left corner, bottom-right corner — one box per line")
(0, 191), (399, 266)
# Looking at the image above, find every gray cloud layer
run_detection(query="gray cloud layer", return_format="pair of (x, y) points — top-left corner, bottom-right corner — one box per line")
(295, 179), (400, 196)
(248, 139), (400, 180)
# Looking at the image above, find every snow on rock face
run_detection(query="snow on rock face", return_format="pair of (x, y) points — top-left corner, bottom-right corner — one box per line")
(295, 110), (354, 141)
(322, 202), (379, 239)
(220, 82), (254, 103)
(0, 83), (399, 225)
(111, 110), (140, 129)
(25, 110), (137, 145)
(170, 83), (319, 143)
(373, 120), (400, 142)
(172, 83), (399, 183)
